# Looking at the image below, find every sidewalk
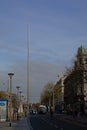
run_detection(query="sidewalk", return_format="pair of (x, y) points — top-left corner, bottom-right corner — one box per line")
(0, 117), (33, 130)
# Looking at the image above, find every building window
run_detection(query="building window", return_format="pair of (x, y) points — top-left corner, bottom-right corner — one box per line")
(79, 58), (82, 65)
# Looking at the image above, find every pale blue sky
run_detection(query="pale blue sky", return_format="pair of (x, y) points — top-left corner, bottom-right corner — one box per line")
(0, 0), (87, 102)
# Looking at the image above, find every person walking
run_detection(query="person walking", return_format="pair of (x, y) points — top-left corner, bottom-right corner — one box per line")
(50, 106), (54, 117)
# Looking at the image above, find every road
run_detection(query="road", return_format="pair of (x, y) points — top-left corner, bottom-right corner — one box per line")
(27, 114), (87, 130)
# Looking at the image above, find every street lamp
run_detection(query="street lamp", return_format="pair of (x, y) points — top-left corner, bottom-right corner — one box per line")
(8, 73), (14, 127)
(16, 86), (20, 119)
(53, 85), (55, 112)
(53, 75), (60, 112)
(16, 86), (20, 97)
(19, 90), (22, 114)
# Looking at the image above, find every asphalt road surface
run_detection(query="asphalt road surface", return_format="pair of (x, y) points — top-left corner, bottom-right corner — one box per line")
(27, 114), (87, 130)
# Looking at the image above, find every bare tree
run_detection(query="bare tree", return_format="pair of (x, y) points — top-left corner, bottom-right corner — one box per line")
(40, 82), (54, 106)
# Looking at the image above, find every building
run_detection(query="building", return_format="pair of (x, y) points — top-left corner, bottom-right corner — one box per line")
(54, 77), (65, 112)
(64, 46), (87, 114)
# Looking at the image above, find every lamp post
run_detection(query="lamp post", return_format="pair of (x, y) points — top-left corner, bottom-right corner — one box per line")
(19, 90), (22, 114)
(16, 86), (20, 119)
(53, 75), (60, 112)
(53, 85), (55, 111)
(8, 73), (14, 127)
(16, 86), (20, 97)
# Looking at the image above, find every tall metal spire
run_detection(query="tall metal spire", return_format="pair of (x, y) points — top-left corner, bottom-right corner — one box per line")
(27, 23), (30, 111)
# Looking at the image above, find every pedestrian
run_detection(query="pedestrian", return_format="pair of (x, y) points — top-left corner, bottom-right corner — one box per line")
(77, 111), (81, 119)
(50, 106), (54, 117)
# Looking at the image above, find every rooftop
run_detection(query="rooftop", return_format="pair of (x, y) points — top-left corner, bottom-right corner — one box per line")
(77, 45), (87, 55)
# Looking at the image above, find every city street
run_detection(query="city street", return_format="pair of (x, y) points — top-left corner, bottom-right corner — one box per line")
(28, 114), (87, 130)
(0, 1), (87, 130)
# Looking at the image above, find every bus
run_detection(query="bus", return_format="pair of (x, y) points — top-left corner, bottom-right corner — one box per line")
(38, 105), (47, 114)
